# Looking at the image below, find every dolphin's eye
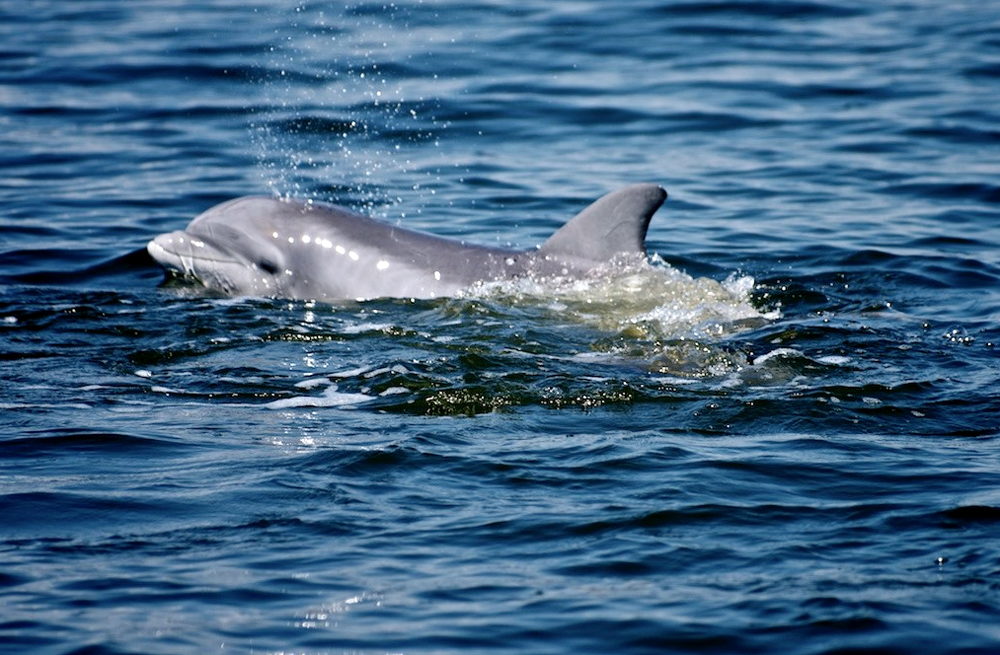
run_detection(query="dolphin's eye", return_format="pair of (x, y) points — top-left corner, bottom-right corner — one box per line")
(258, 260), (279, 275)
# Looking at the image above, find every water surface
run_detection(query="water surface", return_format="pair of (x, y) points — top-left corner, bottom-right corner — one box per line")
(2, 1), (999, 653)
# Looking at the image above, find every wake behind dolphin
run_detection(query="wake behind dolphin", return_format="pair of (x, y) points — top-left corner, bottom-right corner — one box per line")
(147, 184), (667, 302)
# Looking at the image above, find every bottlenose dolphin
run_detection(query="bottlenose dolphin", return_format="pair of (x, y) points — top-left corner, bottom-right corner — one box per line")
(147, 183), (666, 301)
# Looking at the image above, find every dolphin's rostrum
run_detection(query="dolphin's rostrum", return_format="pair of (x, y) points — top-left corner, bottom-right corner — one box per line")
(147, 183), (667, 301)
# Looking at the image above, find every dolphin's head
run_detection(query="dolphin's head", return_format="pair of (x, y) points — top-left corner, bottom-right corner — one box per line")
(147, 197), (295, 296)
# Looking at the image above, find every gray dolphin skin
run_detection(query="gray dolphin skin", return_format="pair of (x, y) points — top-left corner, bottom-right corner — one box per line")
(147, 183), (667, 301)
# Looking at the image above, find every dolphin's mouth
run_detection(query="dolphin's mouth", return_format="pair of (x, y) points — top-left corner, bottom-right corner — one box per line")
(147, 231), (245, 282)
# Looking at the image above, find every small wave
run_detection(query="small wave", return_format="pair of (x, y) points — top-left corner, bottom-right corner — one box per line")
(938, 505), (1000, 525)
(881, 181), (1000, 203)
(903, 123), (1000, 146)
(0, 429), (176, 456)
(657, 1), (866, 19)
(1, 247), (159, 286)
(267, 115), (366, 136)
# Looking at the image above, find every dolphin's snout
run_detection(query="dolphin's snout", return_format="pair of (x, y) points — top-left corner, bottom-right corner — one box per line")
(147, 230), (238, 276)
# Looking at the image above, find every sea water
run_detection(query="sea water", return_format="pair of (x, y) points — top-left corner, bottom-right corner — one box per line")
(1, 2), (999, 653)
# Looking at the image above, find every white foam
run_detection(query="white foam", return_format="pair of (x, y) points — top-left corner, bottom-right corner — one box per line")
(265, 385), (373, 409)
(379, 386), (409, 396)
(151, 385), (184, 394)
(294, 376), (332, 389)
(340, 322), (392, 335)
(331, 365), (373, 378)
(752, 348), (802, 366)
(363, 364), (410, 378)
(0, 402), (92, 410)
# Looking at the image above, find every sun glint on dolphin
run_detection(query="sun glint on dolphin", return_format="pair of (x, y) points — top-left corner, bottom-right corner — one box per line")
(146, 183), (667, 301)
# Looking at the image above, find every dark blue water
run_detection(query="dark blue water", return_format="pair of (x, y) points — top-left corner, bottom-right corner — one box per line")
(2, 1), (1000, 653)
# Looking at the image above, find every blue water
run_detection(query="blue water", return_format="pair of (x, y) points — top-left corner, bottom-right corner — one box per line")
(2, 1), (1000, 653)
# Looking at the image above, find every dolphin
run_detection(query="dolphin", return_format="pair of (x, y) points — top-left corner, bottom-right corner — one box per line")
(146, 183), (667, 302)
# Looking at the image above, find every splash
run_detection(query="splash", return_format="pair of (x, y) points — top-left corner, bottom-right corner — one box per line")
(249, 3), (450, 215)
(467, 254), (771, 341)
(462, 255), (775, 378)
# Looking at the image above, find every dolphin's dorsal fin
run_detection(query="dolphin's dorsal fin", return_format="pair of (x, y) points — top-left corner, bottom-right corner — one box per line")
(538, 184), (666, 263)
